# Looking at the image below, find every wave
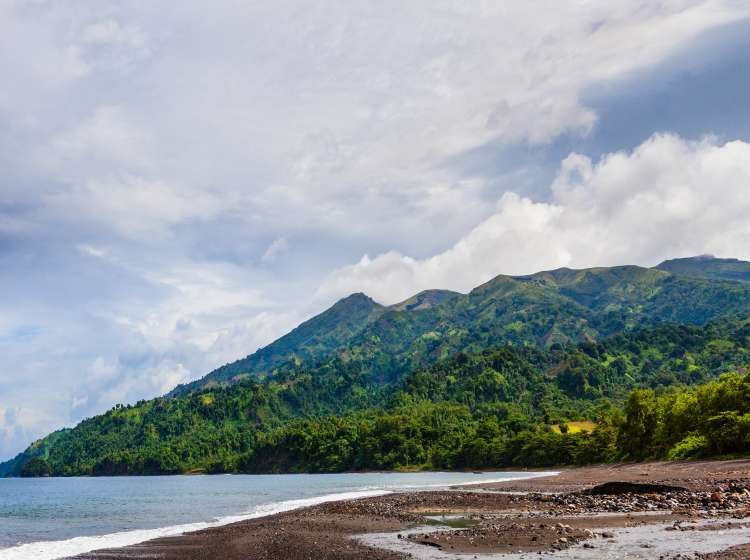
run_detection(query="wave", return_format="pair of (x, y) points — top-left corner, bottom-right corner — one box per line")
(0, 489), (391, 560)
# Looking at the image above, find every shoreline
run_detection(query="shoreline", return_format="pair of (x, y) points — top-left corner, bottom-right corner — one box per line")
(0, 471), (547, 560)
(1, 466), (553, 479)
(67, 459), (750, 560)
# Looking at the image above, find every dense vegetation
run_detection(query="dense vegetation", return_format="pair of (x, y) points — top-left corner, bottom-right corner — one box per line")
(241, 371), (750, 472)
(175, 259), (750, 394)
(4, 312), (750, 477)
(656, 255), (750, 283)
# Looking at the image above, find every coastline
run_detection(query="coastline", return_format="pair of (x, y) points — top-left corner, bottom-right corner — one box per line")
(0, 471), (546, 560)
(70, 459), (750, 560)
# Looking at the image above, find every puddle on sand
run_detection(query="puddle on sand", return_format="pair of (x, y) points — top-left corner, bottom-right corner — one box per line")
(421, 514), (478, 529)
(357, 518), (750, 559)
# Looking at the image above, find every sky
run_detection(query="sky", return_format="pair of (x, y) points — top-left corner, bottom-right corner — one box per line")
(2, 1), (750, 460)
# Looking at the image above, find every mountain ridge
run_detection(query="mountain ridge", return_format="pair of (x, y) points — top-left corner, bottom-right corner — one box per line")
(172, 291), (385, 393)
(656, 255), (750, 283)
(4, 255), (750, 476)
(4, 312), (749, 476)
(173, 256), (750, 395)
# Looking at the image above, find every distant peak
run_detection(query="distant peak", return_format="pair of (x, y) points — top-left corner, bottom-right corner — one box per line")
(339, 292), (374, 302)
(391, 289), (461, 311)
(655, 255), (750, 283)
(331, 292), (381, 309)
(516, 264), (651, 283)
(660, 254), (717, 264)
(657, 255), (745, 267)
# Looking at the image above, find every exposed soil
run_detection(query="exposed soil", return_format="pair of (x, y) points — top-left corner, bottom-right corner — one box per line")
(698, 544), (750, 559)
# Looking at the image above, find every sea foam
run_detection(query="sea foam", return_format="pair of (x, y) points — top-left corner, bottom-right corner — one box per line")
(0, 489), (391, 560)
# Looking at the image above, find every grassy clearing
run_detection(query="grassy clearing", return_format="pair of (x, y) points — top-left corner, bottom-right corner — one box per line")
(551, 420), (597, 434)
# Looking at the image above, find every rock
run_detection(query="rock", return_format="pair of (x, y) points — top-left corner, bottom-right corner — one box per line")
(586, 482), (687, 495)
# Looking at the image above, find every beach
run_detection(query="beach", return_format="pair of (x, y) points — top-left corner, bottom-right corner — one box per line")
(73, 459), (750, 560)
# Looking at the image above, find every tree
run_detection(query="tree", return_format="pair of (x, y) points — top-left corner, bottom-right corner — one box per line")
(618, 389), (657, 460)
(20, 457), (51, 477)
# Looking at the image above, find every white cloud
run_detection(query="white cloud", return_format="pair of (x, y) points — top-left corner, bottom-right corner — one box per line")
(77, 244), (110, 259)
(0, 405), (57, 459)
(47, 175), (225, 239)
(316, 133), (750, 304)
(39, 106), (151, 173)
(5, 1), (748, 247)
(0, 408), (27, 456)
(81, 20), (146, 49)
(262, 237), (289, 262)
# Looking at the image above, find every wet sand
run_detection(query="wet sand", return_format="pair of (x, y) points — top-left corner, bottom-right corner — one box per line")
(75, 459), (750, 560)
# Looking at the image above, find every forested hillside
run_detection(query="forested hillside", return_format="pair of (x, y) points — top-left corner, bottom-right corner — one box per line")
(176, 258), (750, 394)
(656, 255), (750, 283)
(4, 314), (749, 477)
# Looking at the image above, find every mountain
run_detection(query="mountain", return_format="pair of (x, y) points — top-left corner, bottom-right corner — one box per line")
(3, 315), (749, 476)
(656, 255), (750, 283)
(173, 292), (385, 393)
(6, 256), (750, 477)
(177, 260), (750, 393)
(390, 289), (461, 311)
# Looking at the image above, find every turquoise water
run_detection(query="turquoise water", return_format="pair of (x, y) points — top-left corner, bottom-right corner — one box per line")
(0, 471), (552, 559)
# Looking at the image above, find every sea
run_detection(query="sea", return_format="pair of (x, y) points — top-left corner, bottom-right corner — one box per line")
(0, 470), (553, 560)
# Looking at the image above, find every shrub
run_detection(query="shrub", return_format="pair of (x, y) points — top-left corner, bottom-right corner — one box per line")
(667, 434), (709, 460)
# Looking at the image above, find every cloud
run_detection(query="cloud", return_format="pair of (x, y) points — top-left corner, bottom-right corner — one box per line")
(316, 134), (750, 304)
(0, 405), (57, 459)
(262, 237), (289, 262)
(82, 20), (146, 49)
(0, 408), (27, 456)
(38, 106), (151, 173)
(48, 175), (225, 239)
(4, 1), (747, 247)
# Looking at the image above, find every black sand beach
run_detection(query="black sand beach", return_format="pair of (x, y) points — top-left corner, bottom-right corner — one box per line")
(75, 459), (750, 560)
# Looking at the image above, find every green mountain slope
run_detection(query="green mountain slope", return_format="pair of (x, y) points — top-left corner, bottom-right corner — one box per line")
(6, 257), (750, 477)
(3, 315), (749, 477)
(656, 255), (750, 283)
(390, 289), (462, 311)
(179, 261), (750, 393)
(173, 292), (385, 394)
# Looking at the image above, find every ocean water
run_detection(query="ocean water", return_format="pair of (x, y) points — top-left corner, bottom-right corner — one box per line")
(0, 470), (553, 560)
